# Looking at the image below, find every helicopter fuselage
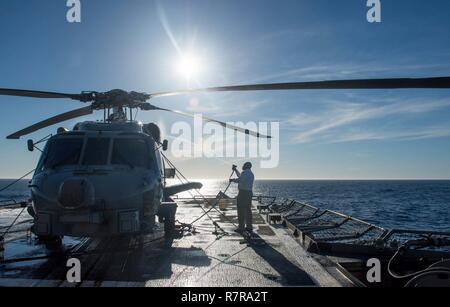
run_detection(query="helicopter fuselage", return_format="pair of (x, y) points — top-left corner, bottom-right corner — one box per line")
(29, 121), (166, 238)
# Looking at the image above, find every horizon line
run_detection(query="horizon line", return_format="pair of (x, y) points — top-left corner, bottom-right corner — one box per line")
(188, 178), (450, 181)
(1, 177), (450, 181)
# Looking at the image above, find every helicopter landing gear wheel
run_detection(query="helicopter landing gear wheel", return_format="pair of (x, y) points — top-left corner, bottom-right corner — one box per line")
(162, 214), (176, 249)
(164, 214), (176, 239)
(158, 202), (178, 248)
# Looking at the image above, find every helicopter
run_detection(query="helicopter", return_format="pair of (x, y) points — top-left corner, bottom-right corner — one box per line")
(0, 76), (449, 244)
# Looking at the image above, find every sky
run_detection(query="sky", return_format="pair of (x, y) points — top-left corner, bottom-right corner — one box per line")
(1, 0), (450, 179)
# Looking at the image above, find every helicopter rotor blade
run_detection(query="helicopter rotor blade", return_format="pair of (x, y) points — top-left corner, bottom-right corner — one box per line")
(148, 105), (271, 139)
(7, 106), (93, 139)
(0, 88), (94, 101)
(149, 76), (450, 98)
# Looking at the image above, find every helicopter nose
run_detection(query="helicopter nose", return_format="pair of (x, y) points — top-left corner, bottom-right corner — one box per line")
(57, 178), (95, 209)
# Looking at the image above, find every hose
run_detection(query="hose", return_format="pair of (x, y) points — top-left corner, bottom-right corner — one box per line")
(404, 269), (450, 287)
(189, 169), (235, 226)
(388, 243), (450, 281)
(161, 152), (239, 230)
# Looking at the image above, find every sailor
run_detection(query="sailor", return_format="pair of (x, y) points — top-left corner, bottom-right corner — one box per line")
(230, 162), (255, 234)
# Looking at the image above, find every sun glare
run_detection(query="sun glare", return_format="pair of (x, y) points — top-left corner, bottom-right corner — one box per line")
(176, 54), (203, 80)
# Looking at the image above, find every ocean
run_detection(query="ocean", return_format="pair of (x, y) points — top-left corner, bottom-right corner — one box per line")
(1, 179), (449, 231)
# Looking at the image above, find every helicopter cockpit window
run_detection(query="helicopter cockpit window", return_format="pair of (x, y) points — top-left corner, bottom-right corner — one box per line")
(112, 138), (151, 169)
(43, 138), (83, 170)
(82, 138), (110, 165)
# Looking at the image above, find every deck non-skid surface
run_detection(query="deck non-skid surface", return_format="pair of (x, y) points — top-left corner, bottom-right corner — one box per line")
(0, 200), (342, 287)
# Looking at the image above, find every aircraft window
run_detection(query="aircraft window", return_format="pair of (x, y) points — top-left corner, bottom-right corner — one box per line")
(82, 138), (110, 165)
(112, 139), (151, 169)
(43, 138), (83, 169)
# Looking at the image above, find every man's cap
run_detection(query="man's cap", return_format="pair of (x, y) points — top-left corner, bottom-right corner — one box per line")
(243, 162), (252, 170)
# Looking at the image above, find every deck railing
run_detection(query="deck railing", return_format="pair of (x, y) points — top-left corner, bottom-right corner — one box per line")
(254, 194), (450, 257)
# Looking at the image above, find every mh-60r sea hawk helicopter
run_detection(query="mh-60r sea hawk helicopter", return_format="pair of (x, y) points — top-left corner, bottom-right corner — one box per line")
(1, 76), (450, 243)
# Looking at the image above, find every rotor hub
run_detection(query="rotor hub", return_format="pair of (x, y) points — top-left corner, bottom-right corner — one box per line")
(91, 89), (151, 109)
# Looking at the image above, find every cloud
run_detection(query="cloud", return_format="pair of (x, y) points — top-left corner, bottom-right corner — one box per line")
(334, 127), (450, 143)
(249, 62), (450, 83)
(185, 97), (268, 118)
(286, 112), (322, 127)
(288, 98), (450, 144)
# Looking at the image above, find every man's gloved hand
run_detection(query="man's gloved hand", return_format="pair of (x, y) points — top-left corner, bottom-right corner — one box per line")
(229, 179), (236, 183)
(232, 165), (238, 171)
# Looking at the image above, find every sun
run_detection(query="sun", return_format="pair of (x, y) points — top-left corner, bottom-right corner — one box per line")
(176, 54), (203, 80)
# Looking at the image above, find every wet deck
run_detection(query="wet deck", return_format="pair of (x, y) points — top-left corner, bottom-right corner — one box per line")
(0, 199), (344, 287)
